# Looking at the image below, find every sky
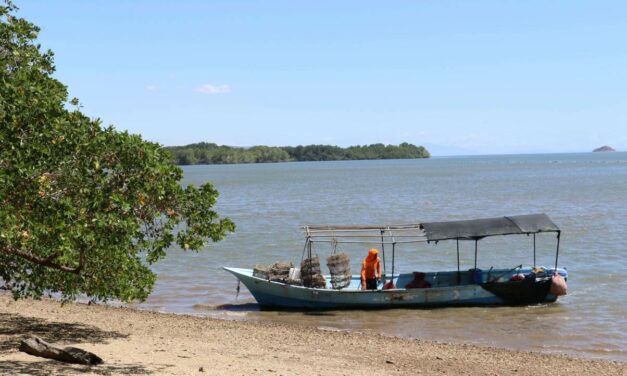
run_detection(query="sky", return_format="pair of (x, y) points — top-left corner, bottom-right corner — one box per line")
(17, 0), (627, 155)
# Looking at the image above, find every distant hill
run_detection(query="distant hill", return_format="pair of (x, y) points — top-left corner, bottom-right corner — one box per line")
(165, 142), (430, 165)
(593, 146), (616, 152)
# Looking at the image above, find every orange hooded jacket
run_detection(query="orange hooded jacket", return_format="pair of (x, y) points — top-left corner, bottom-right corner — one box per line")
(361, 248), (382, 284)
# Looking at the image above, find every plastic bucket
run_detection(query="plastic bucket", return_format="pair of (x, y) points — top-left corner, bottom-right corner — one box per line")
(288, 267), (301, 281)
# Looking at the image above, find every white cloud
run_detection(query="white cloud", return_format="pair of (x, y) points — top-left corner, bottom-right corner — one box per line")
(145, 85), (158, 91)
(195, 84), (231, 95)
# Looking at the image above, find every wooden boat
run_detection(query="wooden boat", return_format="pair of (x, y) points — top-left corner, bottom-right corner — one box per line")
(224, 214), (568, 309)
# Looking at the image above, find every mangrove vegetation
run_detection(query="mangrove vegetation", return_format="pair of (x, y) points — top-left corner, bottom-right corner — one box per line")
(167, 142), (430, 165)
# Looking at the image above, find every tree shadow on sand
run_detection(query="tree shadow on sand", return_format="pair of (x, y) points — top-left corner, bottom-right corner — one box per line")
(0, 360), (171, 375)
(0, 312), (163, 374)
(0, 312), (126, 353)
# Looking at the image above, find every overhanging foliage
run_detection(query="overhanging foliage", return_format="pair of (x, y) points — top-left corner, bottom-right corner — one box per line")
(0, 2), (234, 302)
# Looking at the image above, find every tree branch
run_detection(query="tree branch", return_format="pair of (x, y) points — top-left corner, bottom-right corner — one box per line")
(0, 246), (82, 274)
(43, 252), (60, 263)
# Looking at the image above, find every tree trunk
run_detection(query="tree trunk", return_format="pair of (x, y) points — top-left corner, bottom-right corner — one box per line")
(19, 335), (103, 365)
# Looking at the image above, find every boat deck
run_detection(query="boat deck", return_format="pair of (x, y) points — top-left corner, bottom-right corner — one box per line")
(297, 267), (566, 290)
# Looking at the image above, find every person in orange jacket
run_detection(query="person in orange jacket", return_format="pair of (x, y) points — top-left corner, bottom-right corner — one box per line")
(361, 248), (382, 290)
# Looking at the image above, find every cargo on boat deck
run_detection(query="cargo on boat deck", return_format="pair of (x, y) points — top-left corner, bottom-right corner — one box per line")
(326, 253), (351, 289)
(252, 262), (294, 283)
(301, 256), (326, 289)
(252, 264), (269, 279)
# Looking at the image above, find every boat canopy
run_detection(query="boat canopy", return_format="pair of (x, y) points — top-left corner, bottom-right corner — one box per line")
(420, 213), (560, 242)
(303, 214), (562, 275)
(304, 224), (427, 245)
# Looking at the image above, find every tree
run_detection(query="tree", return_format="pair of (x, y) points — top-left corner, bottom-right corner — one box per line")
(0, 2), (235, 302)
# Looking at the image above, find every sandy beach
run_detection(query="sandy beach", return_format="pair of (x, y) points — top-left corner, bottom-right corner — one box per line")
(0, 294), (624, 375)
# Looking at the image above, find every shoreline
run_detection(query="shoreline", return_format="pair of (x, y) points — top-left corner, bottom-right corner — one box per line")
(0, 294), (624, 375)
(166, 301), (623, 363)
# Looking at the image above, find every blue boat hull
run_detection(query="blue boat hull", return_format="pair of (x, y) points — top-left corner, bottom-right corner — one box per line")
(223, 267), (565, 309)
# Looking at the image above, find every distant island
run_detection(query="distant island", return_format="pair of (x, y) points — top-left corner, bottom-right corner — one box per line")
(166, 142), (430, 165)
(593, 146), (616, 152)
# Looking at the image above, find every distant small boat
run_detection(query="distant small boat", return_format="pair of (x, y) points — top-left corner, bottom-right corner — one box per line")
(224, 214), (568, 309)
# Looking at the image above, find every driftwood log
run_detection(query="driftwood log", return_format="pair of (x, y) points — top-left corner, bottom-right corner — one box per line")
(19, 335), (103, 365)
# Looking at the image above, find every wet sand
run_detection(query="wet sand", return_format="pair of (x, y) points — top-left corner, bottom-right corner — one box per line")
(0, 294), (624, 375)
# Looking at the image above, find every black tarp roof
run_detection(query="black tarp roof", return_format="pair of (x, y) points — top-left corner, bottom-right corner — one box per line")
(420, 213), (560, 242)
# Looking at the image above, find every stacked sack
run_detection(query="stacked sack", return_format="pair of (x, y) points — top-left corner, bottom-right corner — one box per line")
(326, 252), (351, 289)
(300, 255), (326, 289)
(253, 264), (270, 279)
(253, 262), (294, 284)
(267, 262), (293, 283)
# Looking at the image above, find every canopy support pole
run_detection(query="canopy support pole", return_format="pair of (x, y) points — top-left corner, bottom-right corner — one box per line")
(554, 231), (561, 271)
(533, 233), (536, 267)
(474, 240), (478, 269)
(301, 237), (310, 263)
(380, 230), (386, 284)
(391, 243), (396, 283)
(456, 239), (461, 284)
(303, 226), (312, 263)
(308, 238), (312, 260)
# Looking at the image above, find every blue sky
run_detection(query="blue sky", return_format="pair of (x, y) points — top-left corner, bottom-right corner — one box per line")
(18, 0), (627, 155)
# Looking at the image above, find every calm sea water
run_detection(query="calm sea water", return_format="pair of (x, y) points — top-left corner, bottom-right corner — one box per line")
(138, 153), (627, 361)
